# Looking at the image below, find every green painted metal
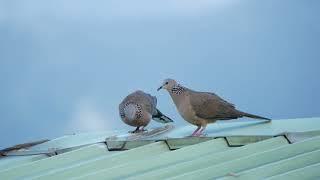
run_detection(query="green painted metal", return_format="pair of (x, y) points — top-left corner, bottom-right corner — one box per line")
(34, 142), (169, 180)
(0, 155), (47, 172)
(0, 144), (110, 179)
(220, 149), (320, 179)
(75, 138), (230, 180)
(170, 136), (320, 180)
(106, 140), (156, 150)
(106, 137), (215, 151)
(267, 163), (320, 180)
(165, 137), (214, 150)
(29, 131), (119, 151)
(128, 136), (288, 179)
(286, 130), (320, 143)
(225, 136), (274, 146)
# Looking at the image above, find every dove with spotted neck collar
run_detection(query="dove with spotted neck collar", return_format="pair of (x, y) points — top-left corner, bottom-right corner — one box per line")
(158, 79), (271, 136)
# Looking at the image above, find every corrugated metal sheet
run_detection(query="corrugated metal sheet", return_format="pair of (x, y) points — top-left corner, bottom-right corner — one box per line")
(171, 136), (320, 180)
(0, 155), (47, 172)
(0, 117), (320, 179)
(35, 142), (169, 180)
(220, 150), (320, 180)
(0, 144), (111, 179)
(267, 163), (320, 180)
(128, 136), (288, 180)
(28, 131), (121, 154)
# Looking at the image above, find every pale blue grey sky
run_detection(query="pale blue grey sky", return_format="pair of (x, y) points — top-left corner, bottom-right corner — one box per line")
(0, 0), (319, 149)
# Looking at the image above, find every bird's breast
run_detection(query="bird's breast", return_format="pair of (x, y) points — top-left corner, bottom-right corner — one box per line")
(177, 96), (197, 124)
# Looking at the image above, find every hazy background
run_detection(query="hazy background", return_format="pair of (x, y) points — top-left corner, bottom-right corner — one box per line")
(0, 0), (319, 149)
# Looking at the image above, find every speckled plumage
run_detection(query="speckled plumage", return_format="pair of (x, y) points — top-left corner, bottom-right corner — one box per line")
(119, 90), (173, 133)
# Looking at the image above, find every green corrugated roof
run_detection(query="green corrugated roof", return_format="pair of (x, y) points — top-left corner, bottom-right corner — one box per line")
(0, 155), (47, 172)
(128, 136), (288, 180)
(1, 117), (320, 179)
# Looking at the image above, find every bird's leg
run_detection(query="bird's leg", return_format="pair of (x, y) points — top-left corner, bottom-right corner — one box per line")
(195, 124), (207, 137)
(197, 127), (206, 136)
(140, 126), (147, 132)
(191, 126), (201, 136)
(129, 126), (140, 133)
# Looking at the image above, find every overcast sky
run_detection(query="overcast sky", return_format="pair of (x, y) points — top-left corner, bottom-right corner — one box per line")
(0, 0), (319, 149)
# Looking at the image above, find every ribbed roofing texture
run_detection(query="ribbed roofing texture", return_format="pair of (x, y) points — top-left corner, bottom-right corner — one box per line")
(0, 117), (320, 179)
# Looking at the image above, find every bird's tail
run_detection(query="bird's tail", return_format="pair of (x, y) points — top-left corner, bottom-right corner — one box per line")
(152, 109), (173, 123)
(240, 111), (271, 121)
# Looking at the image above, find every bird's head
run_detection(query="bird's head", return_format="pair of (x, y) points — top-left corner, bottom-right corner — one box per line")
(157, 78), (177, 91)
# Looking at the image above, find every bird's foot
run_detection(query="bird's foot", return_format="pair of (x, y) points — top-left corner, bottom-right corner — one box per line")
(140, 128), (147, 132)
(129, 129), (147, 134)
(191, 132), (198, 137)
(191, 131), (208, 137)
(191, 133), (201, 137)
(199, 133), (208, 137)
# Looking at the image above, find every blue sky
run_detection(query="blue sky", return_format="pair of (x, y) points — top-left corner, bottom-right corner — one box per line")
(0, 0), (319, 149)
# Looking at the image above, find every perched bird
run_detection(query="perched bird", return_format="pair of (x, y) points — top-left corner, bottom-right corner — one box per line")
(157, 79), (271, 136)
(119, 90), (173, 133)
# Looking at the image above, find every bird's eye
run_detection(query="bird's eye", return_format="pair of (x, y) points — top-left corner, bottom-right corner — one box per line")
(165, 82), (169, 85)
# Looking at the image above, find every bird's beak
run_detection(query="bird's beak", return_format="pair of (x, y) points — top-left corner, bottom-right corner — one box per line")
(157, 86), (163, 91)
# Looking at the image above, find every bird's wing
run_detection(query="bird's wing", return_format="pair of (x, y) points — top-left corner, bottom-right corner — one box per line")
(119, 100), (126, 119)
(142, 92), (158, 115)
(189, 91), (241, 120)
(132, 90), (156, 115)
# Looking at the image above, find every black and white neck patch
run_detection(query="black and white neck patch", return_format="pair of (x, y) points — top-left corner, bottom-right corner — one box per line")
(171, 85), (185, 95)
